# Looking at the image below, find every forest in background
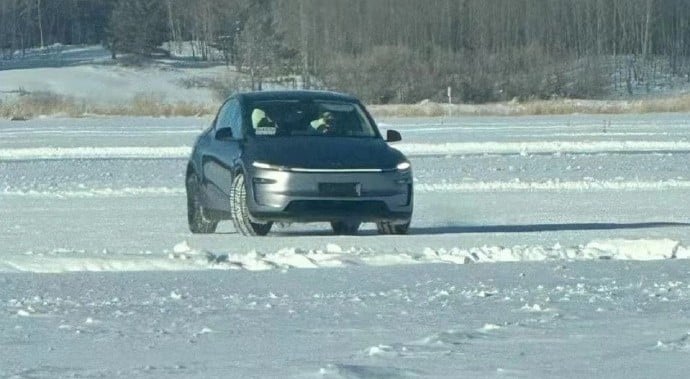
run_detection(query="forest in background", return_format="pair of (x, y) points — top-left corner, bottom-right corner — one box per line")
(1, 0), (690, 104)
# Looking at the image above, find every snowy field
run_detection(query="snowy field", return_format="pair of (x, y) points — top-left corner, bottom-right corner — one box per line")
(0, 45), (228, 106)
(2, 113), (690, 378)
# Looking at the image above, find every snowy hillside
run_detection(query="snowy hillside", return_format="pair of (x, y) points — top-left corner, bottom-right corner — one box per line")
(0, 45), (231, 106)
(2, 112), (690, 377)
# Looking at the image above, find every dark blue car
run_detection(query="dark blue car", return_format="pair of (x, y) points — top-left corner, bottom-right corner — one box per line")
(186, 90), (413, 236)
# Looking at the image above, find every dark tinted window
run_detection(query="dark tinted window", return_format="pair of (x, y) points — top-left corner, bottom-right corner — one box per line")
(245, 99), (377, 138)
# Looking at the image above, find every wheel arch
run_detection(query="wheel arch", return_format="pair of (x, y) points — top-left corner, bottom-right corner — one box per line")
(186, 161), (199, 185)
(186, 161), (196, 177)
(234, 160), (256, 196)
(232, 162), (246, 179)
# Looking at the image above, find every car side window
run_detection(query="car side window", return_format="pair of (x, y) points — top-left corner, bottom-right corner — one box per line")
(215, 99), (242, 139)
(228, 100), (243, 139)
(215, 101), (232, 131)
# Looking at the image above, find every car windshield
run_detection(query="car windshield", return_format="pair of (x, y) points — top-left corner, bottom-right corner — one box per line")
(245, 99), (378, 138)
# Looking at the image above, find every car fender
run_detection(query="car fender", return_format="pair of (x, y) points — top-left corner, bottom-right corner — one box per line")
(186, 162), (198, 183)
(186, 138), (203, 184)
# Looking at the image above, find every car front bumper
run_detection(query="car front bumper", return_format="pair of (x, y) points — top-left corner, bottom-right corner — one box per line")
(247, 167), (413, 223)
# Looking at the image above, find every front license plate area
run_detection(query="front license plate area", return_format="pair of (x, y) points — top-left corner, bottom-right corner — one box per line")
(319, 183), (361, 197)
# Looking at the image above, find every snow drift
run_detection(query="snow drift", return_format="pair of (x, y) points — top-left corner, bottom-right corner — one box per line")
(1, 239), (686, 273)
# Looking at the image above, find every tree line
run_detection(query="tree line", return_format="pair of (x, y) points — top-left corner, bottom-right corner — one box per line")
(2, 0), (690, 103)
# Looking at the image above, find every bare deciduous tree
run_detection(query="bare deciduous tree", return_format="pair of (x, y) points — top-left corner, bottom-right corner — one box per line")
(2, 0), (689, 102)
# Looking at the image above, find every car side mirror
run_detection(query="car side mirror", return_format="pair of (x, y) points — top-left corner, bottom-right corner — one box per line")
(386, 130), (402, 143)
(215, 128), (234, 141)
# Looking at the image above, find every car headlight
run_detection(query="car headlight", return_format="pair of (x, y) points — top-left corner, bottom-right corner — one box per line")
(253, 161), (288, 171)
(252, 161), (275, 170)
(396, 161), (411, 171)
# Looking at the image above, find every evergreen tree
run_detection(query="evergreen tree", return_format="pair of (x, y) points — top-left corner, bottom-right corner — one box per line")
(107, 0), (167, 58)
(235, 0), (293, 90)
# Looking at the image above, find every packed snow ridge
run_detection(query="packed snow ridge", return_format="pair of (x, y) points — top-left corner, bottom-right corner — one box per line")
(3, 140), (690, 161)
(1, 239), (687, 273)
(5, 179), (690, 198)
(0, 146), (190, 161)
(1, 187), (185, 198)
(416, 179), (690, 192)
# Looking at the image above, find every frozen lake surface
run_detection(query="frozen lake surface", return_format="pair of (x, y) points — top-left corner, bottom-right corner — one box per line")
(1, 113), (690, 378)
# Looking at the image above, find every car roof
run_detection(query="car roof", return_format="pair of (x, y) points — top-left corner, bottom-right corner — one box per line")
(236, 90), (359, 103)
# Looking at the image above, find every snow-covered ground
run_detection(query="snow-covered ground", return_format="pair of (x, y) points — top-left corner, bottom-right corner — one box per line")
(0, 45), (229, 105)
(1, 113), (690, 377)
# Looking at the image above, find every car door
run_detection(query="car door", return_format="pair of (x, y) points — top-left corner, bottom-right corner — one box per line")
(202, 98), (244, 212)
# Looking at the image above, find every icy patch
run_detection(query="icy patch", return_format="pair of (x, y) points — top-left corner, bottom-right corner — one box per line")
(0, 239), (686, 273)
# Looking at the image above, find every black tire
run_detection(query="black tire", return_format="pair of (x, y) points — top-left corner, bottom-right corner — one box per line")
(376, 220), (411, 235)
(230, 173), (272, 236)
(186, 173), (218, 234)
(331, 221), (361, 235)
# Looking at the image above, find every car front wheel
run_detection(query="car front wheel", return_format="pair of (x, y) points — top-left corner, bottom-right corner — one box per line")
(376, 220), (410, 235)
(230, 173), (272, 236)
(186, 173), (218, 234)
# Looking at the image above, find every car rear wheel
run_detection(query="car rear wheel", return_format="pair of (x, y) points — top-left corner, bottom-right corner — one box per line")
(231, 173), (272, 236)
(376, 220), (410, 235)
(186, 173), (218, 234)
(330, 221), (361, 235)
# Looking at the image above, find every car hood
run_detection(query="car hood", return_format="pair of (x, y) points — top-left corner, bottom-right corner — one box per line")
(244, 137), (405, 170)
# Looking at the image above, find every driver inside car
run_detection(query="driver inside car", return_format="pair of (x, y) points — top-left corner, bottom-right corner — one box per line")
(310, 111), (335, 134)
(252, 108), (275, 129)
